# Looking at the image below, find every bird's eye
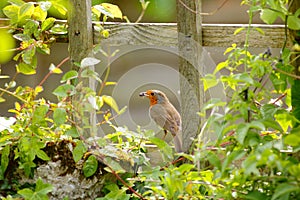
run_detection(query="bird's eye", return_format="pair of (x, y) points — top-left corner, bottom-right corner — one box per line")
(150, 92), (154, 96)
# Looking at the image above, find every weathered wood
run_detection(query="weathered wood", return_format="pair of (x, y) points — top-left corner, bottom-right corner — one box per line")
(176, 0), (202, 152)
(68, 0), (93, 64)
(95, 23), (288, 48)
(68, 0), (97, 136)
(0, 18), (288, 48)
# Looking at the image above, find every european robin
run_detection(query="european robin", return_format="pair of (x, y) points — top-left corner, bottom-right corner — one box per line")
(139, 90), (183, 152)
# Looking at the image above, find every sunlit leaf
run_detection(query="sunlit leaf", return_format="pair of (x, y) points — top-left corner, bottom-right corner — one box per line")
(49, 63), (63, 74)
(102, 95), (120, 113)
(41, 17), (55, 31)
(234, 27), (245, 35)
(16, 62), (36, 75)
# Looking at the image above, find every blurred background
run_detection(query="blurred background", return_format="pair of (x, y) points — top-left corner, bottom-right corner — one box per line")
(0, 0), (282, 135)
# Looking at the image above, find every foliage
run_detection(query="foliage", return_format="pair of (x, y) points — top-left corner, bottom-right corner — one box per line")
(1, 0), (300, 199)
(17, 178), (53, 200)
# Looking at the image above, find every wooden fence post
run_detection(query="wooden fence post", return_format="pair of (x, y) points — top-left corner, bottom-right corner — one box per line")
(68, 0), (97, 136)
(176, 0), (203, 152)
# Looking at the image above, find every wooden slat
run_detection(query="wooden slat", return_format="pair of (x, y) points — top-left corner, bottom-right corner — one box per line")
(98, 23), (287, 48)
(0, 18), (287, 48)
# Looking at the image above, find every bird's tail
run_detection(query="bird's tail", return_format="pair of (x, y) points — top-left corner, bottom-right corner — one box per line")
(173, 131), (183, 153)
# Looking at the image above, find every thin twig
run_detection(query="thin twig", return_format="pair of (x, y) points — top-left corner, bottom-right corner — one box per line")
(178, 0), (229, 15)
(38, 56), (70, 86)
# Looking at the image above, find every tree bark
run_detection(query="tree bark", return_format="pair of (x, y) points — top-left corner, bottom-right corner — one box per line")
(68, 0), (97, 136)
(176, 0), (203, 152)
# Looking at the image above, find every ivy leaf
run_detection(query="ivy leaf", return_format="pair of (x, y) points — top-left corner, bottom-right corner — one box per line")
(22, 46), (36, 64)
(16, 62), (36, 75)
(73, 140), (87, 162)
(83, 155), (98, 177)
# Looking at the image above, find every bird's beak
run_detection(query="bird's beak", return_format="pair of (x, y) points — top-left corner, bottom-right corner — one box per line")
(139, 92), (148, 97)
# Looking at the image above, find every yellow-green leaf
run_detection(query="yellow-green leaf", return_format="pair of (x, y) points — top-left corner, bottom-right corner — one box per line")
(102, 95), (119, 113)
(101, 3), (123, 19)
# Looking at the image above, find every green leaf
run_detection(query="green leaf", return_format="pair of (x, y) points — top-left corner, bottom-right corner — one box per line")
(24, 20), (39, 36)
(271, 183), (300, 200)
(18, 188), (34, 199)
(245, 190), (268, 200)
(202, 98), (226, 111)
(234, 27), (245, 35)
(13, 33), (31, 41)
(285, 133), (300, 147)
(35, 177), (53, 194)
(102, 95), (120, 114)
(207, 151), (222, 170)
(16, 62), (36, 75)
(101, 3), (122, 18)
(80, 57), (101, 68)
(72, 140), (87, 162)
(275, 112), (294, 132)
(0, 145), (10, 180)
(65, 126), (80, 138)
(32, 5), (47, 21)
(149, 137), (173, 160)
(201, 74), (218, 92)
(50, 24), (68, 34)
(8, 0), (25, 6)
(36, 149), (50, 161)
(236, 123), (250, 144)
(18, 3), (35, 25)
(287, 15), (300, 30)
(214, 61), (228, 74)
(32, 105), (49, 125)
(260, 9), (278, 24)
(22, 46), (36, 64)
(103, 157), (125, 173)
(61, 70), (78, 83)
(83, 155), (98, 177)
(53, 84), (75, 98)
(41, 17), (56, 32)
(53, 108), (67, 126)
(3, 5), (19, 22)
